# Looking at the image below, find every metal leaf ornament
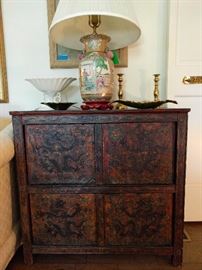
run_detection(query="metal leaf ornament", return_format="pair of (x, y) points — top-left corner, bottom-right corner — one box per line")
(112, 99), (178, 109)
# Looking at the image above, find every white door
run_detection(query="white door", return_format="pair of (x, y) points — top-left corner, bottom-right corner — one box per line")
(167, 0), (202, 221)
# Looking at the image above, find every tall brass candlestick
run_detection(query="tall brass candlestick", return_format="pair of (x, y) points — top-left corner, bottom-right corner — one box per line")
(153, 74), (160, 101)
(116, 73), (126, 109)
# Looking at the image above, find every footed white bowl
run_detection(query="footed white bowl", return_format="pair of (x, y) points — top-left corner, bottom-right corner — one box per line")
(25, 77), (76, 97)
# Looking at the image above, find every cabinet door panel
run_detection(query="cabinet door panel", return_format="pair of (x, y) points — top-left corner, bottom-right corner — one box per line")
(104, 193), (173, 246)
(30, 194), (97, 246)
(103, 123), (175, 184)
(25, 124), (95, 184)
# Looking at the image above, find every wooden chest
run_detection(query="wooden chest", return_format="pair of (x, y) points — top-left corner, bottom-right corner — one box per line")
(10, 109), (190, 266)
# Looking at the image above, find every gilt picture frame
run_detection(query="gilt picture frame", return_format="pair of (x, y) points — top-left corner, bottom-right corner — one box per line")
(0, 2), (8, 103)
(47, 0), (128, 68)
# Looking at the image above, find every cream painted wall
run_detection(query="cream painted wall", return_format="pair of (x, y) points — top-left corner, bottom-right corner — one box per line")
(0, 0), (169, 117)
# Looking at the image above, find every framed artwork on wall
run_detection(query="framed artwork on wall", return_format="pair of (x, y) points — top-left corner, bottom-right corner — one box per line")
(47, 0), (128, 68)
(0, 2), (8, 103)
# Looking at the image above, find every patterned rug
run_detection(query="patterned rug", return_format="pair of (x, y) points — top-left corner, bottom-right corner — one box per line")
(183, 229), (191, 241)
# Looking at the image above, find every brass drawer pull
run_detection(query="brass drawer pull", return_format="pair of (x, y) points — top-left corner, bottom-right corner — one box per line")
(183, 76), (202, 84)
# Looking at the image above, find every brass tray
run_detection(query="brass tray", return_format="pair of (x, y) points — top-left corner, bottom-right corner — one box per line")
(112, 99), (177, 109)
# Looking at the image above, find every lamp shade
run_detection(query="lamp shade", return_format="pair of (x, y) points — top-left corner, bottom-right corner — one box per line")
(49, 0), (141, 50)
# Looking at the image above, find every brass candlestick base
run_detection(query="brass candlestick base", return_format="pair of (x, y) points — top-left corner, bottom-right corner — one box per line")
(153, 74), (160, 101)
(116, 73), (127, 110)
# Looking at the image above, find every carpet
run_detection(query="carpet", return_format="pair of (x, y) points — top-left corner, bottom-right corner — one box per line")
(183, 229), (191, 241)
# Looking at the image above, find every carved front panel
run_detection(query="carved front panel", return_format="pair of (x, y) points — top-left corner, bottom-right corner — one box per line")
(30, 194), (97, 246)
(103, 123), (175, 184)
(25, 124), (95, 184)
(104, 193), (173, 246)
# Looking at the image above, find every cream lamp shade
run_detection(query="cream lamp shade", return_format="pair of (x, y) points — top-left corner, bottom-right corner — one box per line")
(49, 0), (141, 50)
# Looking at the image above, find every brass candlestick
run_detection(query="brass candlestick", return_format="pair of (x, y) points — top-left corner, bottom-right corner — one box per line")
(153, 74), (160, 101)
(116, 73), (127, 109)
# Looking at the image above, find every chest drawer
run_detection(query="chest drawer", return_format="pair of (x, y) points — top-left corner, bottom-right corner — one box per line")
(25, 124), (96, 185)
(103, 122), (176, 185)
(30, 193), (97, 246)
(104, 193), (173, 246)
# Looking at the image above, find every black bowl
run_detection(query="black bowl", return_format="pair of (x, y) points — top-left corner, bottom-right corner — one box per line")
(41, 102), (76, 110)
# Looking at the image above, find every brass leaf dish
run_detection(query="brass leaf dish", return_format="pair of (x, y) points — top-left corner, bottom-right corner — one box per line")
(112, 99), (178, 109)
